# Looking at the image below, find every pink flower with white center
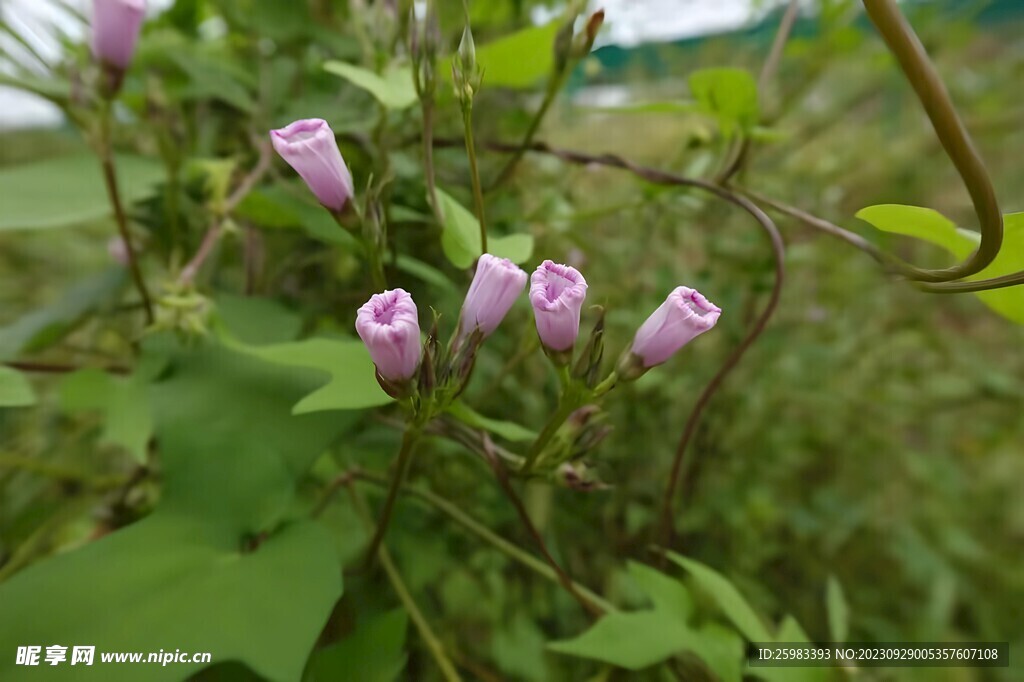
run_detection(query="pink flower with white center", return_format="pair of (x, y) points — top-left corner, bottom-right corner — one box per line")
(270, 119), (354, 213)
(459, 254), (528, 338)
(355, 289), (421, 382)
(91, 0), (147, 70)
(530, 260), (588, 352)
(630, 286), (721, 368)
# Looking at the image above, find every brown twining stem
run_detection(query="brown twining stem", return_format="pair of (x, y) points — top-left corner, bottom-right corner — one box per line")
(481, 434), (605, 618)
(860, 0), (1002, 282)
(179, 139), (273, 285)
(362, 424), (423, 567)
(741, 188), (1024, 294)
(4, 361), (130, 375)
(98, 124), (154, 324)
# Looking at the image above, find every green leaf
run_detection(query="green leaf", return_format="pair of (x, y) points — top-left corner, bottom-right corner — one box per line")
(0, 155), (164, 231)
(0, 366), (35, 407)
(548, 610), (689, 670)
(305, 609), (408, 682)
(435, 187), (482, 269)
(826, 576), (849, 643)
(225, 336), (393, 414)
(446, 401), (536, 442)
(855, 204), (969, 258)
(59, 368), (153, 463)
(489, 233), (535, 264)
(169, 48), (257, 112)
(627, 561), (694, 621)
(216, 294), (303, 345)
(667, 552), (773, 643)
(393, 255), (458, 294)
(324, 62), (417, 110)
(0, 269), (126, 360)
(492, 615), (549, 682)
(0, 343), (347, 681)
(236, 185), (356, 246)
(856, 205), (1024, 324)
(687, 67), (760, 137)
(444, 21), (561, 89)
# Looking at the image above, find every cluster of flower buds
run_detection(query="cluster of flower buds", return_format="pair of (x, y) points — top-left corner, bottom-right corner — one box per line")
(355, 254), (529, 408)
(91, 0), (147, 96)
(355, 251), (722, 466)
(451, 25), (482, 110)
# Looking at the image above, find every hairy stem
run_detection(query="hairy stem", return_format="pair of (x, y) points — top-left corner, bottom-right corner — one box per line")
(346, 483), (463, 682)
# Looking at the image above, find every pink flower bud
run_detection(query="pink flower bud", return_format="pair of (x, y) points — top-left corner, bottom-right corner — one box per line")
(530, 260), (588, 351)
(459, 254), (528, 338)
(630, 286), (721, 367)
(91, 0), (146, 70)
(355, 289), (421, 382)
(270, 119), (354, 213)
(107, 236), (130, 266)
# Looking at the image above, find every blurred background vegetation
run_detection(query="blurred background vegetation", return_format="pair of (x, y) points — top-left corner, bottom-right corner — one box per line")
(1, 0), (1022, 680)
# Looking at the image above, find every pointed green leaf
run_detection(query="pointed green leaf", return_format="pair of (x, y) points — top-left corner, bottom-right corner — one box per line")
(324, 62), (417, 109)
(856, 206), (1024, 323)
(226, 337), (392, 413)
(489, 233), (535, 264)
(666, 552), (773, 643)
(548, 610), (688, 670)
(435, 187), (482, 269)
(0, 343), (348, 681)
(446, 401), (536, 442)
(826, 576), (849, 643)
(305, 609), (408, 682)
(626, 561), (694, 621)
(0, 155), (164, 231)
(59, 368), (153, 463)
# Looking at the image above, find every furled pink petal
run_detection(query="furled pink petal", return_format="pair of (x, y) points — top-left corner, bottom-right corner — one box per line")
(270, 118), (354, 212)
(91, 0), (147, 70)
(459, 254), (528, 338)
(529, 260), (588, 351)
(631, 286), (721, 367)
(355, 289), (421, 382)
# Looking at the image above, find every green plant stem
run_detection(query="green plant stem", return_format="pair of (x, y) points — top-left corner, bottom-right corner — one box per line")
(363, 423), (423, 565)
(522, 396), (579, 474)
(460, 104), (487, 252)
(97, 101), (154, 324)
(484, 452), (605, 618)
(414, 74), (446, 228)
(0, 453), (126, 490)
(592, 371), (618, 397)
(346, 483), (463, 682)
(489, 71), (565, 191)
(861, 0), (1002, 282)
(350, 469), (616, 613)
